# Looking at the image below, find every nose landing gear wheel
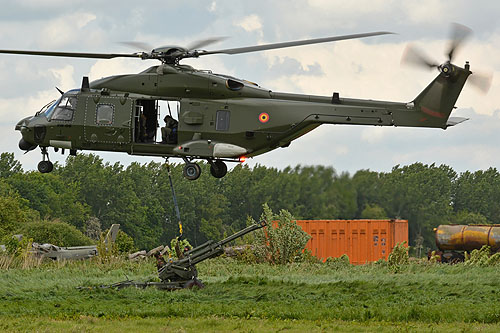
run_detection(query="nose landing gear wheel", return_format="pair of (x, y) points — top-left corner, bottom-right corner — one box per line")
(183, 163), (201, 180)
(38, 160), (53, 173)
(209, 160), (227, 178)
(38, 147), (53, 173)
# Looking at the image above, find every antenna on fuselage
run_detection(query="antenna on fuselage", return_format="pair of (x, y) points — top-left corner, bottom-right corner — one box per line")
(81, 76), (90, 92)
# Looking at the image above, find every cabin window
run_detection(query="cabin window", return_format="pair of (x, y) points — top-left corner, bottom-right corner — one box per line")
(51, 96), (76, 121)
(96, 104), (115, 125)
(216, 110), (230, 131)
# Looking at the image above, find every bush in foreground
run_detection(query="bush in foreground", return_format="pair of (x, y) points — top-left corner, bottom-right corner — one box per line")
(247, 204), (311, 264)
(387, 241), (409, 273)
(465, 245), (500, 266)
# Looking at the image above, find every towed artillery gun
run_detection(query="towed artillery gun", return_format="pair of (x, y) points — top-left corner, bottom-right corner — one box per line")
(108, 220), (266, 290)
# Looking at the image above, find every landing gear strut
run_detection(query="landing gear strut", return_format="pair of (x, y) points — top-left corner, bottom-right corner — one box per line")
(209, 159), (227, 178)
(37, 147), (53, 173)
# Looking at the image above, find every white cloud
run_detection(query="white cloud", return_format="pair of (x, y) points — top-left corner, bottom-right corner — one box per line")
(48, 65), (75, 91)
(16, 0), (77, 6)
(208, 1), (217, 12)
(308, 0), (392, 15)
(39, 12), (97, 48)
(235, 14), (263, 34)
(402, 1), (455, 24)
(361, 127), (391, 144)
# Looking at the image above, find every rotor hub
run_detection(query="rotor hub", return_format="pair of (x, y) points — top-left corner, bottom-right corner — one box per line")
(439, 62), (453, 76)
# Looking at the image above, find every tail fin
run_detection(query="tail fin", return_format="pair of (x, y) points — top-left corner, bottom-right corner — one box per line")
(411, 63), (471, 128)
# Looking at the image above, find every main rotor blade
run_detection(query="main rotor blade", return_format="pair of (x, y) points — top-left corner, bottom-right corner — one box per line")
(198, 31), (394, 56)
(119, 41), (154, 52)
(0, 49), (142, 59)
(187, 37), (228, 51)
(447, 23), (472, 62)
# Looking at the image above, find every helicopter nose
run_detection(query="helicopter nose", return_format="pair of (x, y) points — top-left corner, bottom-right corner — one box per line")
(19, 138), (37, 151)
(15, 118), (27, 131)
(16, 117), (38, 151)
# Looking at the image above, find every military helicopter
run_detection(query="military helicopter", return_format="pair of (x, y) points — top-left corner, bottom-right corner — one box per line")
(4, 24), (490, 180)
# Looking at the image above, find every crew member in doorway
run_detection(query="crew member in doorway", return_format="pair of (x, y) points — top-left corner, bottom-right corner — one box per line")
(161, 115), (178, 144)
(139, 113), (147, 142)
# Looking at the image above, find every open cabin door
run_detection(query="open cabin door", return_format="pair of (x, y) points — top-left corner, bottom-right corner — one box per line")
(134, 99), (159, 143)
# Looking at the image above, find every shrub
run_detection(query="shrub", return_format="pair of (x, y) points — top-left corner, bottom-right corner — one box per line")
(96, 233), (117, 262)
(0, 180), (36, 238)
(465, 245), (500, 267)
(325, 254), (350, 269)
(298, 249), (322, 264)
(487, 252), (500, 266)
(373, 258), (388, 267)
(84, 217), (102, 241)
(16, 220), (93, 247)
(114, 230), (136, 254)
(428, 250), (441, 264)
(388, 241), (409, 273)
(248, 203), (311, 265)
(235, 245), (258, 264)
(1, 234), (32, 257)
(167, 237), (193, 259)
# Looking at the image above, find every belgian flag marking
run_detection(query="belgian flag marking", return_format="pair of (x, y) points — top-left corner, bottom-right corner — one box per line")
(259, 112), (270, 123)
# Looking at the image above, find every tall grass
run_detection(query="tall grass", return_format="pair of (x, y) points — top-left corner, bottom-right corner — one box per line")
(1, 255), (500, 325)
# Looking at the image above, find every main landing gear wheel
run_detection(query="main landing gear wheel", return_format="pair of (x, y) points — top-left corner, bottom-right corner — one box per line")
(37, 160), (53, 173)
(183, 163), (201, 180)
(209, 160), (227, 178)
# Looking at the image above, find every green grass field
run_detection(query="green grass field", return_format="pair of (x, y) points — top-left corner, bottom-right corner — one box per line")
(1, 257), (500, 332)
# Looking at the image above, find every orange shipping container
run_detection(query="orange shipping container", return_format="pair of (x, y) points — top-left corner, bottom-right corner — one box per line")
(296, 219), (408, 265)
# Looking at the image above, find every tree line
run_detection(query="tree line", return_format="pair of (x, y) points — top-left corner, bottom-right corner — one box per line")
(1, 152), (499, 252)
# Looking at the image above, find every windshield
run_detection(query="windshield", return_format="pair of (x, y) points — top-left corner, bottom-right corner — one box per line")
(41, 89), (80, 120)
(37, 100), (56, 116)
(42, 89), (79, 120)
(42, 96), (62, 119)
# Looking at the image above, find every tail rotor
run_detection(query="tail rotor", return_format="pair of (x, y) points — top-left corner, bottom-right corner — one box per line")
(401, 23), (492, 94)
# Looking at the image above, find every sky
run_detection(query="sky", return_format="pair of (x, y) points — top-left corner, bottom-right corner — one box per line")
(0, 0), (499, 176)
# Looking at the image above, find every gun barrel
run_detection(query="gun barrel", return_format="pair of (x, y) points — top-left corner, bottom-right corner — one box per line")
(217, 220), (266, 247)
(183, 220), (266, 260)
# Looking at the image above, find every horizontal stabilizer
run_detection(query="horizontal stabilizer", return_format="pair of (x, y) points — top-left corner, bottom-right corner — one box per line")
(446, 117), (469, 127)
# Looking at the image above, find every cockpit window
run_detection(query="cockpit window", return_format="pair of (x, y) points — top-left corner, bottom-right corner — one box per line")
(51, 95), (77, 121)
